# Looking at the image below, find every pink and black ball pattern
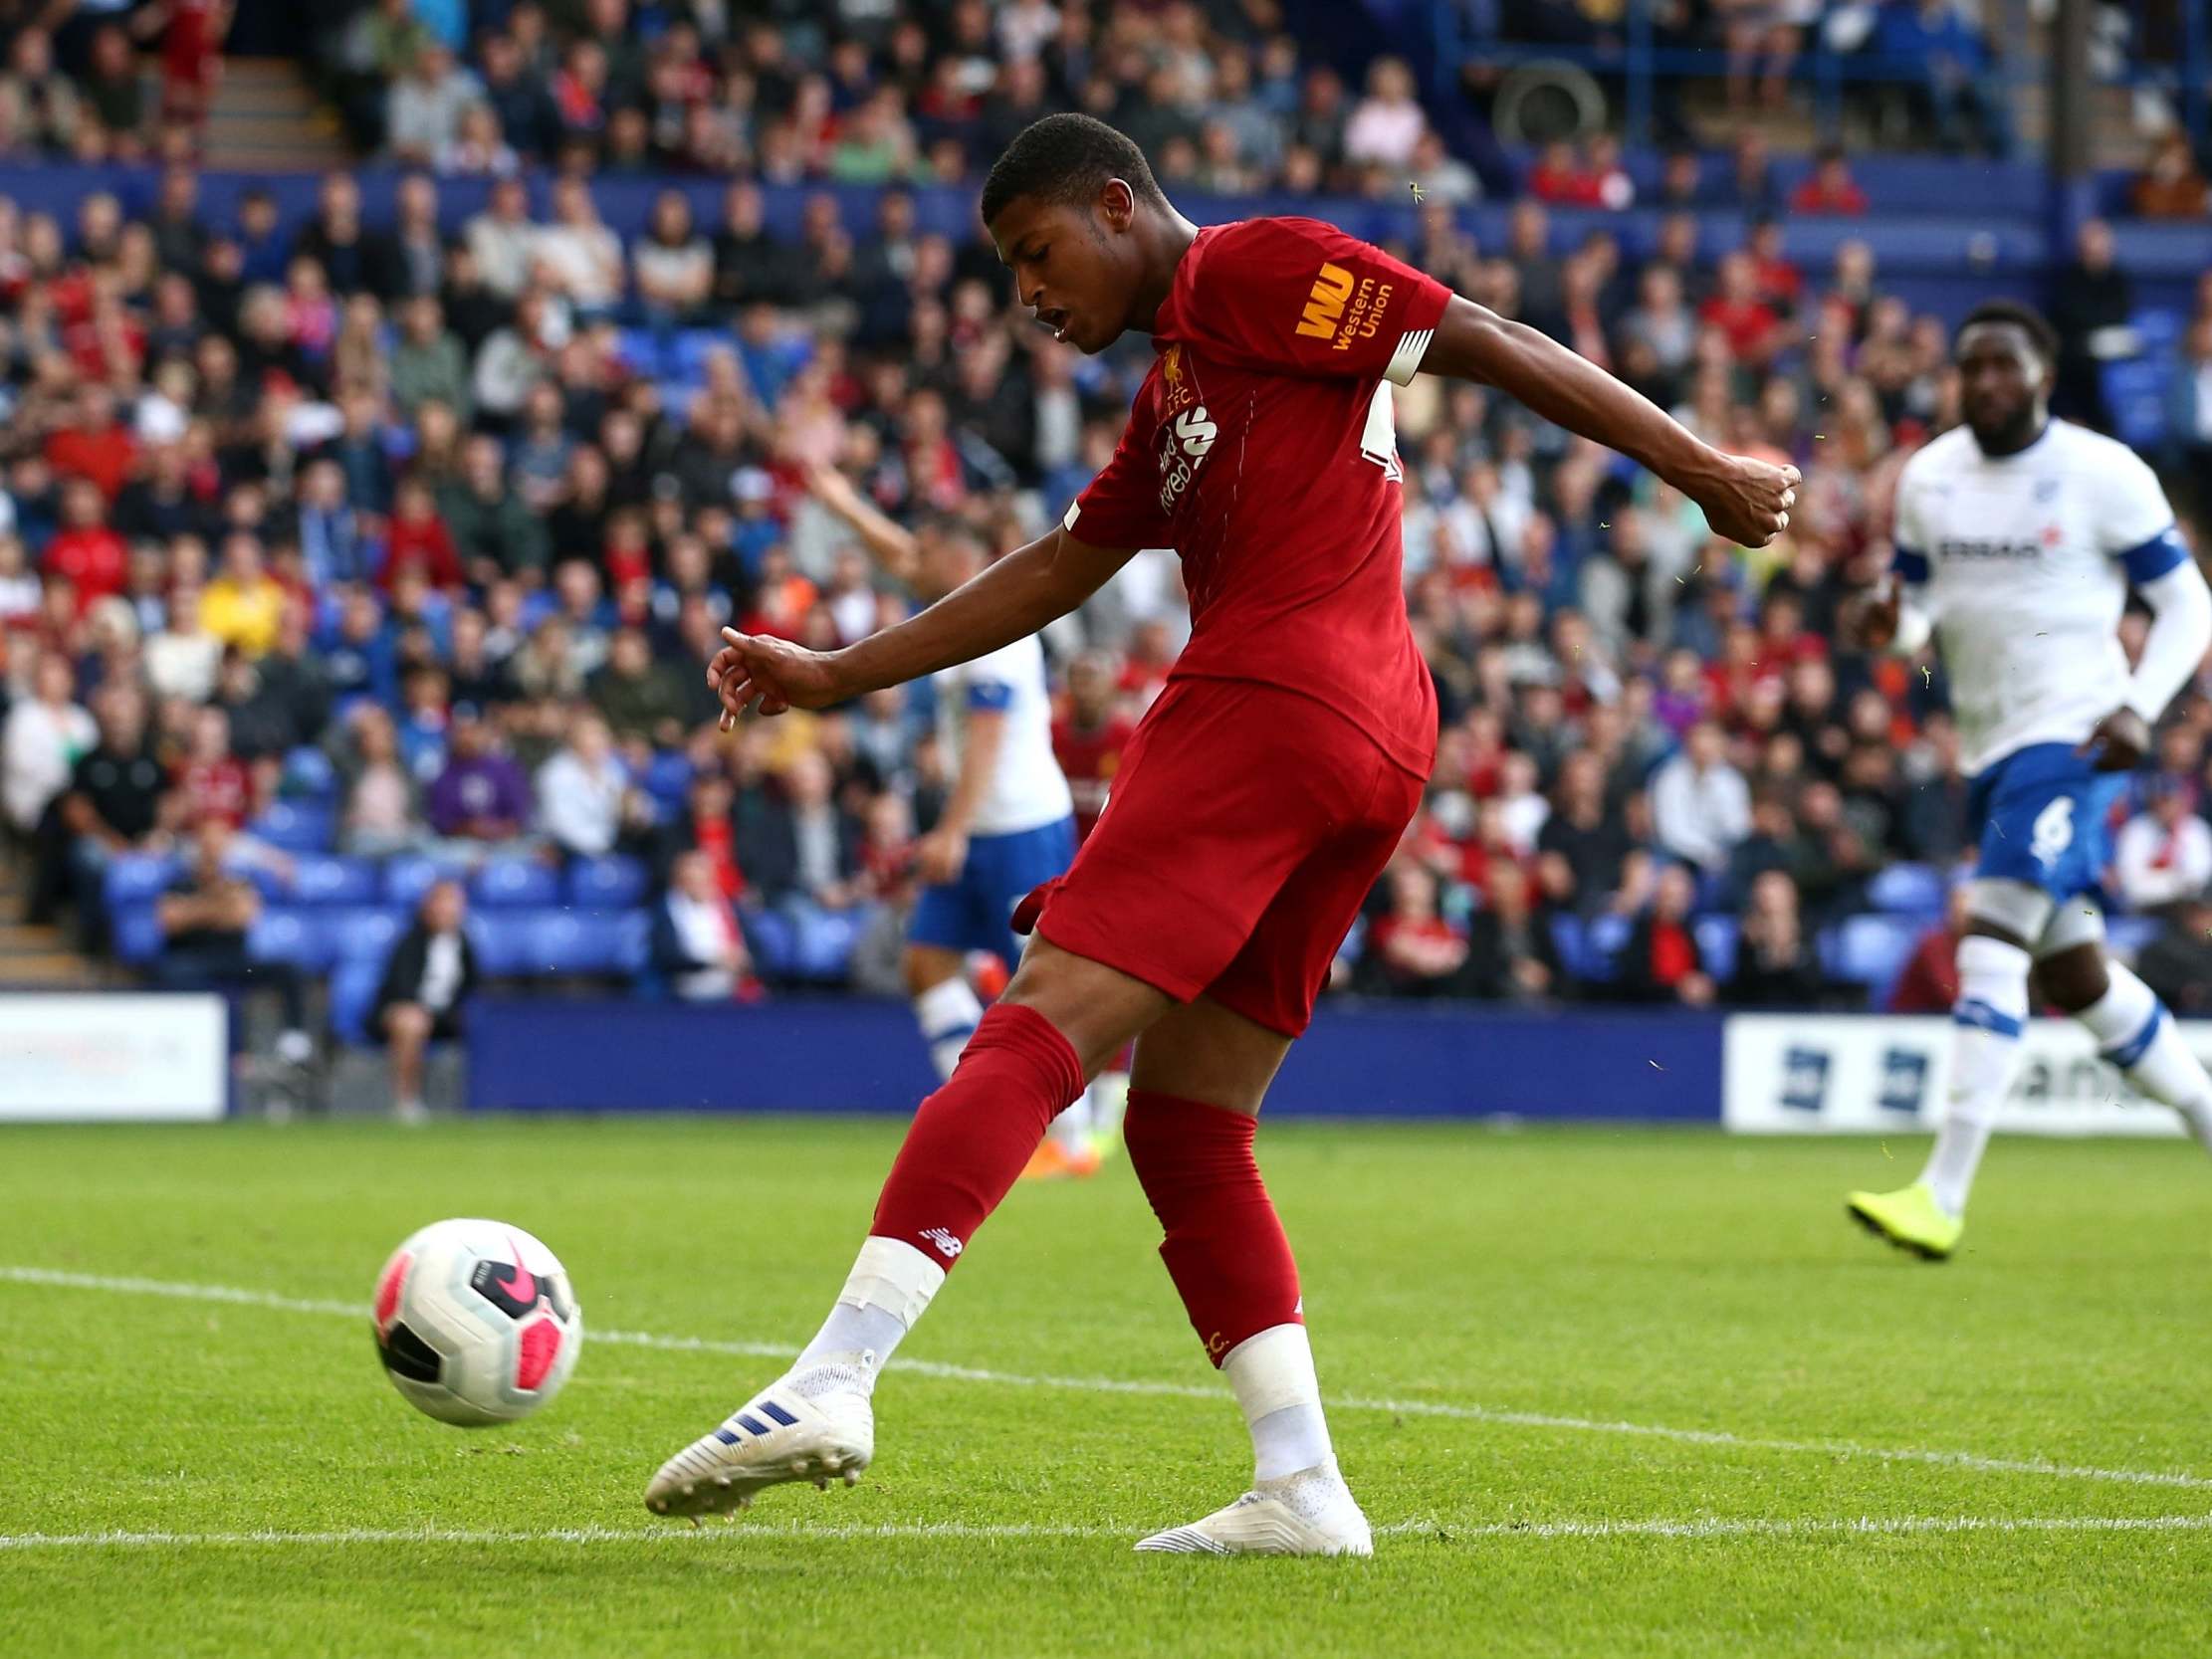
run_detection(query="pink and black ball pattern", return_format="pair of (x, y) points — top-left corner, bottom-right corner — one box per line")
(371, 1219), (583, 1425)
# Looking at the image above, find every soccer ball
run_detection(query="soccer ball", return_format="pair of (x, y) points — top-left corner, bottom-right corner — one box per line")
(371, 1218), (583, 1426)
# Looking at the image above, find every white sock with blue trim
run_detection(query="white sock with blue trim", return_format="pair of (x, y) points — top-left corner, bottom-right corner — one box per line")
(2076, 962), (2212, 1155)
(915, 976), (984, 1083)
(1922, 935), (2033, 1218)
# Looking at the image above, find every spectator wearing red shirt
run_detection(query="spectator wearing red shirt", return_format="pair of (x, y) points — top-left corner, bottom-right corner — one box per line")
(657, 771), (747, 902)
(379, 476), (465, 592)
(1528, 140), (1599, 208)
(1745, 217), (1803, 315)
(1114, 617), (1175, 708)
(151, 0), (231, 131)
(173, 705), (256, 830)
(1051, 652), (1136, 843)
(1790, 147), (1869, 217)
(1616, 863), (1715, 1005)
(856, 790), (916, 905)
(45, 479), (128, 618)
(602, 509), (653, 592)
(1364, 863), (1470, 998)
(1528, 136), (1635, 211)
(1888, 885), (1971, 1014)
(1699, 250), (1783, 367)
(45, 385), (136, 501)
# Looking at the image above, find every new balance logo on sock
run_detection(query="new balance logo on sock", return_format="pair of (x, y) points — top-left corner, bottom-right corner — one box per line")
(919, 1227), (964, 1260)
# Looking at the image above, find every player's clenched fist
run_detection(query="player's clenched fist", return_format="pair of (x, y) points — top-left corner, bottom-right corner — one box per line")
(1692, 454), (1800, 548)
(707, 628), (850, 727)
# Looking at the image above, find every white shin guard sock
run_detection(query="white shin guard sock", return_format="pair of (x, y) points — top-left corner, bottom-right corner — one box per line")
(794, 1236), (948, 1386)
(2078, 961), (2212, 1152)
(1923, 935), (2033, 1218)
(914, 977), (984, 1083)
(1221, 1324), (1334, 1482)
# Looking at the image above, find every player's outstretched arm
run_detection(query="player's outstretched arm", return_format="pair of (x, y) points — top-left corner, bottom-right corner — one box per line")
(709, 525), (1134, 723)
(1417, 296), (1798, 547)
(804, 462), (922, 587)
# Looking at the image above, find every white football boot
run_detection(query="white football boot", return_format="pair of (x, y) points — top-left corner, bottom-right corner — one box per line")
(645, 1352), (875, 1519)
(1134, 1460), (1374, 1556)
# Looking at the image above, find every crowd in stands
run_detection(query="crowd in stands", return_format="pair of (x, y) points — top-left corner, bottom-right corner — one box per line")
(0, 3), (2208, 1075)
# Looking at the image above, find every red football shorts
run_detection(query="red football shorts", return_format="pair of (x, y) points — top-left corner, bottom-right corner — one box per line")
(1025, 678), (1428, 1037)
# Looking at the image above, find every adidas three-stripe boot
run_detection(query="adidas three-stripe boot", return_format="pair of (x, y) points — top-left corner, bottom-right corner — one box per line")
(645, 1351), (876, 1518)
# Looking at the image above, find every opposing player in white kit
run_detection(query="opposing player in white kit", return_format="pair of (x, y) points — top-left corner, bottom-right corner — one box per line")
(806, 466), (1113, 1175)
(1846, 301), (2212, 1257)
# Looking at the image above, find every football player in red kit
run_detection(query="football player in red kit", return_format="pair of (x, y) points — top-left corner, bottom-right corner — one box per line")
(648, 114), (1796, 1553)
(1051, 651), (1138, 844)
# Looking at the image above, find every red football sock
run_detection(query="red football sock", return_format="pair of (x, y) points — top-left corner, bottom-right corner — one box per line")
(1124, 1089), (1302, 1367)
(870, 1002), (1086, 1265)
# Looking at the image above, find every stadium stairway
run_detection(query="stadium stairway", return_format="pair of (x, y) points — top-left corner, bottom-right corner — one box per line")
(200, 59), (349, 173)
(0, 858), (105, 987)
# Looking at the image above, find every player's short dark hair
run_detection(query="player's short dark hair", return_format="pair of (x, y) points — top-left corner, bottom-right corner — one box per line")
(1956, 300), (2061, 364)
(980, 112), (1167, 228)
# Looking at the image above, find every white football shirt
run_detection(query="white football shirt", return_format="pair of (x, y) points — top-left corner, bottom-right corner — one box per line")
(1893, 420), (2187, 776)
(932, 635), (1075, 838)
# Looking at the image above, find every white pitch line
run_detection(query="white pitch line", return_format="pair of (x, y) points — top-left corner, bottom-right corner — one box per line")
(8, 1265), (2210, 1494)
(5, 1515), (2212, 1552)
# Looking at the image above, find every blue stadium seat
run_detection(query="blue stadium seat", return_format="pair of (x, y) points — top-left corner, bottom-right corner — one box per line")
(568, 855), (649, 909)
(249, 909), (329, 971)
(2133, 309), (2183, 357)
(475, 860), (562, 909)
(674, 328), (730, 380)
(111, 905), (165, 965)
(2103, 358), (2172, 454)
(105, 854), (178, 911)
(791, 905), (865, 981)
(644, 751), (696, 807)
(282, 747), (338, 801)
(1694, 917), (1739, 984)
(1548, 915), (1588, 979)
(1579, 914), (1631, 984)
(741, 908), (799, 978)
(290, 855), (380, 907)
(329, 957), (385, 1046)
(332, 908), (405, 965)
(615, 326), (663, 374)
(615, 910), (653, 976)
(1867, 863), (1946, 917)
(251, 801), (335, 854)
(383, 855), (470, 910)
(1832, 916), (1923, 1002)
(469, 916), (529, 977)
(518, 910), (625, 975)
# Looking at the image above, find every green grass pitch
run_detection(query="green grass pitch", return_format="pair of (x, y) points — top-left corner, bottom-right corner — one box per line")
(4, 1118), (2209, 1657)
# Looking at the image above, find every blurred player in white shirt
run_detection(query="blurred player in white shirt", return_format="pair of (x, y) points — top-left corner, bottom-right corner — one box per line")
(1845, 301), (2212, 1257)
(805, 465), (1116, 1176)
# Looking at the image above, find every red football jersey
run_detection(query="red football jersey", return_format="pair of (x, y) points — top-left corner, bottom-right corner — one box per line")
(1052, 711), (1138, 842)
(1064, 217), (1451, 778)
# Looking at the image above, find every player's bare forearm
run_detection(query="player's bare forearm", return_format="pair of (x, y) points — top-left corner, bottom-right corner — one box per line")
(1422, 299), (1710, 482)
(832, 527), (1127, 695)
(712, 526), (1132, 720)
(1419, 297), (1797, 546)
(807, 463), (920, 585)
